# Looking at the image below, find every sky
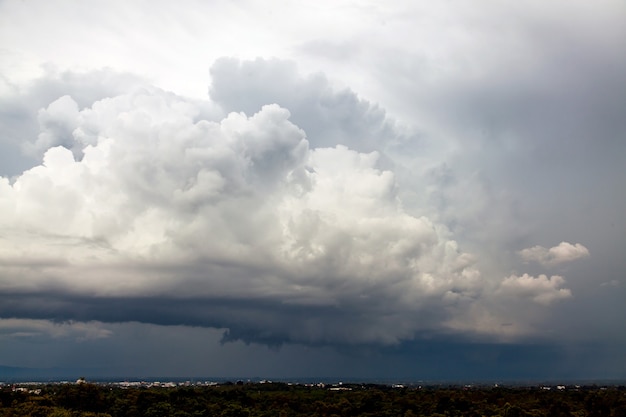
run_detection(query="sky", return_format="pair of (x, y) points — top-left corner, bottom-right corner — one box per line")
(0, 0), (625, 381)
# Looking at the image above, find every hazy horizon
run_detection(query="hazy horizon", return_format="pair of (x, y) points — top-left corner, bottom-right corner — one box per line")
(3, 364), (626, 386)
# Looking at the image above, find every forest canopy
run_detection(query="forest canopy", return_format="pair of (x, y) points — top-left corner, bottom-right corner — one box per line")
(1, 381), (625, 417)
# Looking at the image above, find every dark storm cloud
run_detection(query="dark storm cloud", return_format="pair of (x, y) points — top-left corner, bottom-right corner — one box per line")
(0, 289), (449, 348)
(7, 291), (620, 380)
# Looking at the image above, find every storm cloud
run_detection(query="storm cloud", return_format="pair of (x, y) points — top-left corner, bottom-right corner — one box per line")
(0, 0), (624, 379)
(0, 80), (480, 346)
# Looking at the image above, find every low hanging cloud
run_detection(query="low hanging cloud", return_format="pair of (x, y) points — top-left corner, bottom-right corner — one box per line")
(0, 318), (112, 341)
(498, 274), (572, 305)
(519, 242), (590, 266)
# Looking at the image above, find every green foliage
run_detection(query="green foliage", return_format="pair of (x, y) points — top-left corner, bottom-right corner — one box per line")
(0, 383), (624, 417)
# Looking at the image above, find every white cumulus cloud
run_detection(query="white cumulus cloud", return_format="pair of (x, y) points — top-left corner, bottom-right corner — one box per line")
(498, 274), (572, 305)
(519, 242), (590, 266)
(0, 86), (488, 345)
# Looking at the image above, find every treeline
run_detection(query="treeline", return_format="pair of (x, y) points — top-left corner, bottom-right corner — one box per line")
(1, 382), (625, 417)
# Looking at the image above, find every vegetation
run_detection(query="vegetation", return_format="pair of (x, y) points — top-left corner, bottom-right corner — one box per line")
(1, 381), (625, 417)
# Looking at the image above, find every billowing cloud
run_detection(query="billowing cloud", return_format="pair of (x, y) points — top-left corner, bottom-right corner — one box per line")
(209, 57), (414, 156)
(0, 68), (151, 177)
(0, 84), (493, 346)
(498, 274), (572, 305)
(0, 58), (612, 351)
(519, 242), (590, 266)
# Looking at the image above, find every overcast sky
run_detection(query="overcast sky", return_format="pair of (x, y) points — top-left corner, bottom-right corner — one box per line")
(1, 0), (625, 381)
